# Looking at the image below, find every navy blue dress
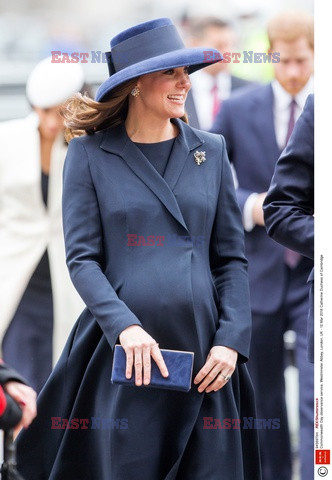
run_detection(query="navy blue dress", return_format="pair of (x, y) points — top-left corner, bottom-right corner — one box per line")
(134, 137), (175, 177)
(2, 171), (53, 394)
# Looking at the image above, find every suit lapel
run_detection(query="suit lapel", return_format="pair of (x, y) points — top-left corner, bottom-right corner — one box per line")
(99, 119), (204, 233)
(253, 84), (281, 162)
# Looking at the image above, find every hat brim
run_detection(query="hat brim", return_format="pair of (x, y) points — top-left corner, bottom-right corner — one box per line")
(95, 47), (222, 102)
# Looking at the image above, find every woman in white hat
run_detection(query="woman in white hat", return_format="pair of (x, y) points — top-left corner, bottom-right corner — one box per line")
(0, 57), (85, 393)
(17, 19), (261, 479)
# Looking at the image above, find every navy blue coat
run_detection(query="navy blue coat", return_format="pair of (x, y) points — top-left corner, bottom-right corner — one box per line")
(264, 95), (314, 361)
(211, 84), (314, 314)
(17, 118), (261, 479)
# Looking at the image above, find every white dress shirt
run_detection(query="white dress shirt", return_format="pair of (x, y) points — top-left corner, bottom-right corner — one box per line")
(271, 76), (314, 150)
(190, 69), (232, 131)
(243, 76), (314, 232)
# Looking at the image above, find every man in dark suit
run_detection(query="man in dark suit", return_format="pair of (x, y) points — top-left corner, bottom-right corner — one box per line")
(184, 17), (254, 130)
(264, 94), (314, 364)
(211, 11), (314, 480)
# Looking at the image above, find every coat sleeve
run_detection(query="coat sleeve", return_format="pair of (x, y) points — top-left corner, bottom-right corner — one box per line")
(209, 136), (252, 363)
(263, 94), (314, 260)
(0, 361), (28, 386)
(62, 138), (142, 349)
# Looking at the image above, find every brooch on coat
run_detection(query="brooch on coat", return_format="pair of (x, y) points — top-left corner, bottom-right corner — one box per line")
(194, 151), (206, 166)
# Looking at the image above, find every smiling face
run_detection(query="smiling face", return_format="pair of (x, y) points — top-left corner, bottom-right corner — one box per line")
(131, 66), (191, 121)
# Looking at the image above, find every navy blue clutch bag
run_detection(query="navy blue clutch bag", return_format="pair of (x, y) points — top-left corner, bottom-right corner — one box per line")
(111, 345), (194, 392)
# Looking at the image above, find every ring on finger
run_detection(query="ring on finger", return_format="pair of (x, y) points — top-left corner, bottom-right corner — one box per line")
(220, 373), (231, 382)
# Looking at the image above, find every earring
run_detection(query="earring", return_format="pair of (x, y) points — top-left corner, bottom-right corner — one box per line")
(131, 86), (140, 97)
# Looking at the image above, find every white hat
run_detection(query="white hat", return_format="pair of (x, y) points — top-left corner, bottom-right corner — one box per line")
(26, 56), (85, 108)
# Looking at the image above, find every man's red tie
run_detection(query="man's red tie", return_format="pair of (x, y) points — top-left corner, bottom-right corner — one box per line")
(211, 81), (221, 121)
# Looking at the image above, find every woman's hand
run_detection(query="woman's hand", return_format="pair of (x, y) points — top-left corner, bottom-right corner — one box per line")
(119, 325), (169, 386)
(4, 381), (37, 437)
(194, 346), (238, 393)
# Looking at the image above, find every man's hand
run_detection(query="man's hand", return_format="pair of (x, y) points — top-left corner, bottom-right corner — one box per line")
(253, 192), (267, 226)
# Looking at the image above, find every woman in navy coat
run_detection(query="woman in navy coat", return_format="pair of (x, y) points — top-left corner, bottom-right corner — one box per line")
(17, 18), (261, 479)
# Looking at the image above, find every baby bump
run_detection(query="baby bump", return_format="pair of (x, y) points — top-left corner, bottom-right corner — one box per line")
(115, 251), (220, 353)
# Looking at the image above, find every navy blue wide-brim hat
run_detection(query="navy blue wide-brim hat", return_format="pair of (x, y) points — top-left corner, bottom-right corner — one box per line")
(95, 17), (223, 102)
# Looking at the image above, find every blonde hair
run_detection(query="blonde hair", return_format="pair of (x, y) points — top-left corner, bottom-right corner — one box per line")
(62, 77), (189, 142)
(267, 11), (314, 50)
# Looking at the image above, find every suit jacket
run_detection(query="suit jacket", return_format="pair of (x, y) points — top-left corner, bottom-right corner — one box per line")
(264, 94), (314, 361)
(0, 113), (84, 363)
(185, 75), (254, 129)
(16, 118), (261, 480)
(210, 84), (313, 314)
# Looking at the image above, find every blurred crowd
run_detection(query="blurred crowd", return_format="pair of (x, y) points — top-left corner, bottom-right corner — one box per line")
(0, 0), (312, 121)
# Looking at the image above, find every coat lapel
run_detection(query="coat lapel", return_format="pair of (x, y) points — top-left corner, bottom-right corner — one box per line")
(163, 118), (204, 190)
(100, 119), (205, 233)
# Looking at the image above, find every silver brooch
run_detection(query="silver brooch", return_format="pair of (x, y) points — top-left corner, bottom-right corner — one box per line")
(194, 151), (206, 165)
